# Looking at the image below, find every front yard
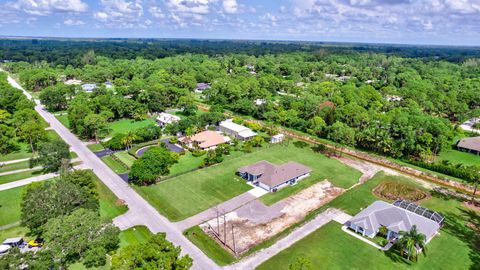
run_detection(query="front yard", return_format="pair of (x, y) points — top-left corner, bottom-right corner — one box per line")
(257, 173), (479, 270)
(135, 143), (361, 221)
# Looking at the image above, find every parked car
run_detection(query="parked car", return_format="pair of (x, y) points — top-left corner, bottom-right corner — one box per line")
(28, 238), (44, 248)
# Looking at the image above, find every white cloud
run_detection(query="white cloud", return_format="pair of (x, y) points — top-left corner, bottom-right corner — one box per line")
(94, 0), (144, 27)
(8, 0), (88, 15)
(64, 19), (85, 26)
(223, 0), (238, 13)
(149, 6), (164, 18)
(167, 0), (215, 14)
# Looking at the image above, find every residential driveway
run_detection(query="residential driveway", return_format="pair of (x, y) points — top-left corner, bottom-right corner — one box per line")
(224, 208), (346, 270)
(175, 190), (260, 231)
(333, 212), (352, 224)
(160, 138), (185, 153)
(6, 73), (220, 270)
(94, 149), (117, 158)
(0, 172), (57, 191)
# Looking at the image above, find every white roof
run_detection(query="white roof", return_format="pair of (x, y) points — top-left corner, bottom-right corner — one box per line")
(238, 129), (257, 139)
(0, 245), (11, 253)
(3, 237), (23, 244)
(272, 134), (284, 139)
(219, 119), (250, 133)
(157, 112), (181, 124)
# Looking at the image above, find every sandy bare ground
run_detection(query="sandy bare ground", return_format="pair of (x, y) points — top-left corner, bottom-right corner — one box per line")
(200, 180), (343, 254)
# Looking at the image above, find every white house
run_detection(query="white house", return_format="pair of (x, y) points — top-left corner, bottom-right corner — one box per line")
(219, 119), (257, 140)
(81, 83), (97, 92)
(270, 134), (285, 144)
(156, 112), (181, 127)
(65, 79), (82, 85)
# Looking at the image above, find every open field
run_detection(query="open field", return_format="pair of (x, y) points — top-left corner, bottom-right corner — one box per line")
(168, 152), (204, 176)
(0, 169), (44, 185)
(101, 156), (128, 174)
(135, 143), (360, 221)
(258, 173), (479, 270)
(0, 225), (29, 243)
(107, 118), (156, 136)
(0, 186), (24, 226)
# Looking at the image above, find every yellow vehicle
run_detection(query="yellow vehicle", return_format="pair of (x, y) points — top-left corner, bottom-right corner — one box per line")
(28, 238), (43, 248)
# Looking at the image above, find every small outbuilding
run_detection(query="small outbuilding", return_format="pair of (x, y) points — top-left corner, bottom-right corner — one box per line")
(195, 83), (211, 93)
(81, 83), (97, 93)
(270, 134), (285, 144)
(156, 112), (181, 127)
(456, 136), (480, 155)
(219, 119), (257, 141)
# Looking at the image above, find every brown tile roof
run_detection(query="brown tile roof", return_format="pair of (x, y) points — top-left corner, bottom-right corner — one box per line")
(182, 130), (226, 149)
(238, 160), (311, 188)
(457, 136), (480, 152)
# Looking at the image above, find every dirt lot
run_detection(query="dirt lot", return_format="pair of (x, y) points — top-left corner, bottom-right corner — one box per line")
(200, 180), (343, 254)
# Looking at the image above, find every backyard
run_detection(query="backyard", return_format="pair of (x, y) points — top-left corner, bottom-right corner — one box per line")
(106, 118), (156, 137)
(257, 173), (479, 270)
(135, 143), (361, 221)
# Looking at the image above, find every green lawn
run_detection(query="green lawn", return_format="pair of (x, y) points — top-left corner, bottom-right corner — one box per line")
(113, 151), (136, 168)
(88, 143), (105, 152)
(168, 152), (204, 176)
(0, 169), (44, 185)
(107, 118), (156, 137)
(46, 129), (62, 141)
(55, 114), (70, 129)
(94, 174), (128, 220)
(0, 160), (30, 173)
(0, 143), (32, 162)
(438, 148), (480, 166)
(184, 226), (236, 266)
(135, 143), (360, 221)
(258, 172), (478, 270)
(0, 187), (25, 226)
(118, 226), (153, 248)
(101, 156), (128, 174)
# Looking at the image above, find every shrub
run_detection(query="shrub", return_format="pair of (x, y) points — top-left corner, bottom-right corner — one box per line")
(192, 149), (206, 157)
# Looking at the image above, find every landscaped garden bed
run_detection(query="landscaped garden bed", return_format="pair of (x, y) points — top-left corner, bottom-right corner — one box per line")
(373, 179), (428, 202)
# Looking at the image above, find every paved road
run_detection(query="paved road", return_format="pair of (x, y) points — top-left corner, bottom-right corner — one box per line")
(6, 73), (220, 270)
(225, 208), (345, 270)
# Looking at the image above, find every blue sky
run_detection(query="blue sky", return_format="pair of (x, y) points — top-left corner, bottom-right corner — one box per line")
(0, 0), (479, 45)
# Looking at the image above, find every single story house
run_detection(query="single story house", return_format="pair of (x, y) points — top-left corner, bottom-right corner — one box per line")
(195, 82), (211, 93)
(270, 134), (285, 144)
(180, 130), (230, 150)
(81, 83), (97, 92)
(64, 79), (82, 85)
(156, 112), (181, 127)
(456, 136), (480, 155)
(346, 200), (443, 243)
(238, 160), (311, 192)
(219, 119), (257, 141)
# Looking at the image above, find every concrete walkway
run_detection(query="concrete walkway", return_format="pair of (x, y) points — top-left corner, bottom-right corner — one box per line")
(0, 158), (30, 166)
(5, 72), (220, 270)
(0, 166), (42, 177)
(0, 172), (57, 191)
(174, 188), (265, 231)
(225, 208), (345, 270)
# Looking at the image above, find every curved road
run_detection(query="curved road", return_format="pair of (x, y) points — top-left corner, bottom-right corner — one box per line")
(6, 73), (219, 270)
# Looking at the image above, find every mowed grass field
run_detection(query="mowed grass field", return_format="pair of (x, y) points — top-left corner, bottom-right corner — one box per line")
(258, 172), (478, 270)
(135, 143), (361, 221)
(113, 151), (136, 168)
(107, 118), (156, 137)
(55, 114), (70, 129)
(0, 169), (44, 185)
(101, 156), (128, 174)
(0, 143), (32, 162)
(0, 186), (24, 226)
(438, 148), (480, 166)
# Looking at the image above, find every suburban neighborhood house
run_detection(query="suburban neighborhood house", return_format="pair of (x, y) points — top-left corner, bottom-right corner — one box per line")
(456, 136), (480, 155)
(238, 160), (311, 192)
(219, 119), (257, 141)
(156, 112), (181, 127)
(81, 83), (97, 92)
(346, 200), (444, 243)
(195, 82), (211, 93)
(180, 130), (230, 150)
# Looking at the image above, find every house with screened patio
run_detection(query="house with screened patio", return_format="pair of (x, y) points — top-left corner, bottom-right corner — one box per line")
(346, 200), (444, 243)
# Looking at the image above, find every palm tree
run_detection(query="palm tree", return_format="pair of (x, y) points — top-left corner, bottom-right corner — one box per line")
(121, 131), (138, 150)
(397, 225), (427, 262)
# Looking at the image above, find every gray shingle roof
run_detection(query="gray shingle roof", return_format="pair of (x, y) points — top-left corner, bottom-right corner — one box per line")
(348, 201), (440, 241)
(457, 136), (480, 152)
(238, 160), (311, 188)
